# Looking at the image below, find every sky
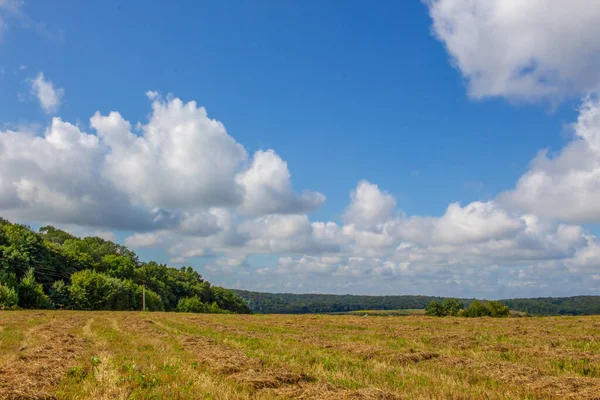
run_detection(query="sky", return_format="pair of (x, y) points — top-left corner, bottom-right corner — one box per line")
(2, 0), (600, 298)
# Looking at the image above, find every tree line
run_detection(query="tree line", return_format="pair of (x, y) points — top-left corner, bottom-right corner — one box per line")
(425, 298), (510, 317)
(0, 217), (250, 313)
(233, 290), (600, 316)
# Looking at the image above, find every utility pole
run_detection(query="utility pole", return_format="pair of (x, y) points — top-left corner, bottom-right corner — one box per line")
(142, 284), (146, 312)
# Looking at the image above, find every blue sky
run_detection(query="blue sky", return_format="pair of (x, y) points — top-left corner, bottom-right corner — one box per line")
(2, 0), (600, 298)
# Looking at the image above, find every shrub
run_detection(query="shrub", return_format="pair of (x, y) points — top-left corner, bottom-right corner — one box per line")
(18, 268), (53, 309)
(49, 280), (70, 309)
(136, 285), (164, 311)
(177, 295), (208, 313)
(442, 298), (464, 316)
(69, 270), (136, 310)
(426, 298), (510, 318)
(425, 300), (445, 316)
(0, 282), (18, 309)
(462, 300), (510, 318)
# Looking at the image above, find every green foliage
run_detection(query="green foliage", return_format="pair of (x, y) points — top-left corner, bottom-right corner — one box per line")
(137, 285), (164, 311)
(101, 254), (136, 279)
(211, 286), (251, 314)
(177, 295), (208, 313)
(0, 281), (18, 309)
(18, 268), (53, 309)
(49, 280), (70, 309)
(425, 299), (465, 316)
(233, 290), (450, 314)
(499, 296), (600, 316)
(425, 300), (445, 316)
(442, 298), (464, 316)
(0, 217), (249, 313)
(485, 300), (510, 317)
(70, 270), (139, 311)
(459, 300), (509, 318)
(39, 225), (75, 245)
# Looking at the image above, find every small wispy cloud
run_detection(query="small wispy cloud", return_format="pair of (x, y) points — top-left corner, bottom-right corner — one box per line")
(30, 72), (64, 114)
(0, 0), (23, 41)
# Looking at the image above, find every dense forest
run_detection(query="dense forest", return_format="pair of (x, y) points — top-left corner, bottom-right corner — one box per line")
(233, 290), (600, 316)
(0, 217), (250, 313)
(231, 290), (472, 314)
(499, 296), (600, 316)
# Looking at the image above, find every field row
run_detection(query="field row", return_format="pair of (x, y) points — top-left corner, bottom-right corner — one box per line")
(1, 311), (600, 399)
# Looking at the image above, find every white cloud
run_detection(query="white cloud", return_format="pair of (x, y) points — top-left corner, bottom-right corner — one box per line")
(124, 232), (161, 248)
(0, 94), (323, 232)
(426, 0), (600, 102)
(342, 180), (396, 230)
(401, 201), (524, 245)
(236, 149), (325, 215)
(2, 89), (599, 297)
(502, 97), (600, 223)
(0, 0), (21, 41)
(91, 97), (247, 209)
(94, 230), (117, 242)
(30, 72), (64, 114)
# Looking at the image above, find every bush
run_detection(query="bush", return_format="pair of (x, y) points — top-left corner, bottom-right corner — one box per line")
(0, 282), (18, 309)
(69, 270), (136, 310)
(49, 280), (70, 309)
(461, 300), (510, 318)
(425, 300), (445, 316)
(486, 300), (510, 317)
(136, 285), (164, 311)
(426, 298), (509, 318)
(442, 298), (464, 316)
(177, 295), (208, 313)
(18, 268), (53, 309)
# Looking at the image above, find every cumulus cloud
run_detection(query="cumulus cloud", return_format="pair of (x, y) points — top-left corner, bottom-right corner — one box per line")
(236, 150), (325, 216)
(30, 72), (64, 114)
(397, 201), (524, 246)
(90, 97), (247, 209)
(501, 97), (600, 223)
(426, 0), (600, 102)
(0, 93), (326, 240)
(342, 180), (396, 230)
(2, 88), (599, 297)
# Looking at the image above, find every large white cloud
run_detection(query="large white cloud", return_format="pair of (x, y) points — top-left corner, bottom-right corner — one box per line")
(426, 0), (600, 102)
(91, 96), (247, 209)
(502, 97), (600, 223)
(2, 87), (599, 296)
(236, 149), (325, 215)
(0, 93), (323, 232)
(342, 180), (396, 230)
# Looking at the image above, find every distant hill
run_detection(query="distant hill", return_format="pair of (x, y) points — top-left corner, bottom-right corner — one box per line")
(499, 296), (600, 316)
(232, 290), (600, 316)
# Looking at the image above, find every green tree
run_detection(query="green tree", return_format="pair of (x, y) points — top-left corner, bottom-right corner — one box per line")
(39, 226), (75, 245)
(177, 295), (209, 313)
(486, 300), (510, 317)
(462, 300), (490, 317)
(69, 270), (136, 310)
(442, 298), (464, 316)
(49, 280), (70, 309)
(101, 254), (136, 280)
(425, 300), (445, 316)
(0, 282), (18, 309)
(18, 268), (53, 309)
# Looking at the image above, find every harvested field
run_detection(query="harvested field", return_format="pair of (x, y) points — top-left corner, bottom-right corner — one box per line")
(1, 312), (599, 399)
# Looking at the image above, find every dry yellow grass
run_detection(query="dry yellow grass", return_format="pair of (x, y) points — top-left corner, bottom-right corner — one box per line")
(1, 311), (599, 399)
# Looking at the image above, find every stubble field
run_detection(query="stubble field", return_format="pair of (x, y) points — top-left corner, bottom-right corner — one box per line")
(1, 311), (599, 399)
